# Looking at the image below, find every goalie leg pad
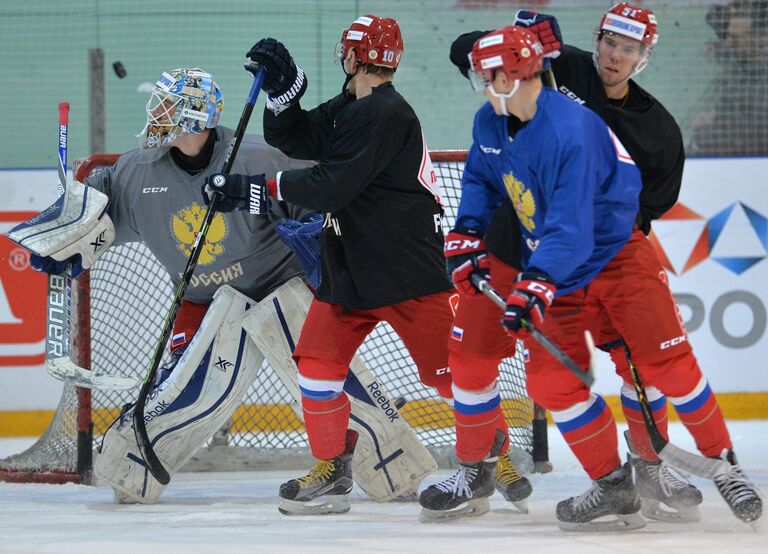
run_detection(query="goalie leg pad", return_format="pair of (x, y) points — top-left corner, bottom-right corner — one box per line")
(8, 180), (114, 273)
(94, 285), (264, 503)
(243, 277), (437, 502)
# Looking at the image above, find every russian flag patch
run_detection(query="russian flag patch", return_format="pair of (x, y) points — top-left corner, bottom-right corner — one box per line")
(171, 332), (187, 349)
(451, 326), (464, 341)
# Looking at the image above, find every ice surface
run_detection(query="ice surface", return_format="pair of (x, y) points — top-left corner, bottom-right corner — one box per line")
(1, 422), (765, 554)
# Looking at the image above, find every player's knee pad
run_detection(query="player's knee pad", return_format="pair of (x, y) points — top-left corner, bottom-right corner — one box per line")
(94, 285), (264, 504)
(448, 350), (500, 391)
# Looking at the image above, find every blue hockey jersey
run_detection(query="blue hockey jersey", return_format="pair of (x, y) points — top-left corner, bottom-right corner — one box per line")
(455, 87), (642, 295)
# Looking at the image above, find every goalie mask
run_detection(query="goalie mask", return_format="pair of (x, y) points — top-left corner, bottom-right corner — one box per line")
(335, 15), (404, 73)
(594, 3), (659, 77)
(139, 67), (224, 149)
(468, 25), (544, 113)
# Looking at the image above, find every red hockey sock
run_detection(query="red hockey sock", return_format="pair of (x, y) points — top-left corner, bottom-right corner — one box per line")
(620, 384), (668, 461)
(643, 354), (732, 457)
(302, 394), (351, 460)
(552, 394), (620, 480)
(454, 405), (508, 463)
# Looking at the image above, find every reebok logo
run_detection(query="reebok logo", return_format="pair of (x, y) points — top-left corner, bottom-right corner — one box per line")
(366, 381), (400, 422)
(142, 400), (170, 423)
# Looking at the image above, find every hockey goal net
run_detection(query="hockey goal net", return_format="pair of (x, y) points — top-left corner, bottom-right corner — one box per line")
(0, 151), (536, 484)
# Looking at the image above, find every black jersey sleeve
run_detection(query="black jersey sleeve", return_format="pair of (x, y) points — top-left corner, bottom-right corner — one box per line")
(275, 88), (403, 213)
(263, 92), (353, 161)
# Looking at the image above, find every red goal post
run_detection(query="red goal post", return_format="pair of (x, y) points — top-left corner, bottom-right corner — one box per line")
(0, 150), (539, 484)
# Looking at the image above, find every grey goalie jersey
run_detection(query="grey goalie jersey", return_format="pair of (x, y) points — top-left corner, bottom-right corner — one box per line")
(85, 127), (313, 303)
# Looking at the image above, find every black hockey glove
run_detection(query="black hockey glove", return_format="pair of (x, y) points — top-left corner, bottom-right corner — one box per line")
(203, 173), (275, 215)
(247, 38), (307, 105)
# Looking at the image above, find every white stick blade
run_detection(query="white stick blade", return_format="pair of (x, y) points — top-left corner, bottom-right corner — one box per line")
(659, 442), (731, 479)
(47, 357), (140, 390)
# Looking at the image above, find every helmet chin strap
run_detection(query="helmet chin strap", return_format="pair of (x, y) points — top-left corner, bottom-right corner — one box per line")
(485, 79), (520, 116)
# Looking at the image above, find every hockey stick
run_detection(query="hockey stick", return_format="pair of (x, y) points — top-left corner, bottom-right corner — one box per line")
(622, 344), (730, 479)
(41, 104), (139, 390)
(132, 66), (266, 484)
(470, 274), (596, 386)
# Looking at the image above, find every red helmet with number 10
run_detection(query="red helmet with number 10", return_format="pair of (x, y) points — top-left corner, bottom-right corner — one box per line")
(337, 15), (404, 70)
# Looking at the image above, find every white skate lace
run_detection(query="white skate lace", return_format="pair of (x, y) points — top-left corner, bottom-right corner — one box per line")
(714, 463), (759, 505)
(572, 482), (603, 512)
(652, 462), (693, 498)
(435, 466), (477, 499)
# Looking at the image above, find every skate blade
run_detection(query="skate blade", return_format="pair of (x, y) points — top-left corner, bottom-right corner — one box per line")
(558, 512), (646, 532)
(419, 498), (491, 522)
(511, 497), (529, 514)
(641, 498), (701, 523)
(278, 495), (350, 516)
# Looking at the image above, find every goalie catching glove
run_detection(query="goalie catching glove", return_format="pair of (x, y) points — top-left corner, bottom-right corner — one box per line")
(502, 271), (556, 337)
(7, 180), (114, 278)
(202, 173), (277, 214)
(247, 38), (307, 115)
(444, 227), (491, 296)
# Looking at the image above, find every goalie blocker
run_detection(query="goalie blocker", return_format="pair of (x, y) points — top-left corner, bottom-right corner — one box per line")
(96, 279), (436, 504)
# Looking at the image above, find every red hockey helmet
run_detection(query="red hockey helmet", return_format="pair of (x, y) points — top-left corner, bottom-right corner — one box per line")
(468, 25), (544, 91)
(598, 3), (659, 48)
(337, 15), (404, 70)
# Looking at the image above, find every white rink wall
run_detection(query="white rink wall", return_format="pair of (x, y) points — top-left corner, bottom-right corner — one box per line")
(0, 158), (766, 412)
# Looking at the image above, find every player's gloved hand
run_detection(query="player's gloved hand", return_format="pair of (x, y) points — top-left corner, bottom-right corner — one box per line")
(502, 271), (556, 337)
(444, 227), (491, 296)
(513, 10), (563, 58)
(28, 253), (85, 277)
(247, 38), (307, 109)
(202, 173), (277, 214)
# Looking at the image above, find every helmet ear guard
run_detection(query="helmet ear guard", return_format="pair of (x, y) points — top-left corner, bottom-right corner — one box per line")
(139, 67), (224, 149)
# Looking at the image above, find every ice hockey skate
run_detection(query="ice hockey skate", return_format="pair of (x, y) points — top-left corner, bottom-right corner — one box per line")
(556, 462), (645, 532)
(419, 430), (506, 521)
(713, 449), (763, 525)
(278, 453), (354, 516)
(495, 453), (532, 513)
(625, 431), (702, 522)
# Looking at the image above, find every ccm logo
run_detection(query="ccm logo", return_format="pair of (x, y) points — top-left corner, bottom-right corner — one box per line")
(660, 335), (687, 349)
(445, 239), (481, 251)
(526, 282), (554, 303)
(142, 187), (168, 194)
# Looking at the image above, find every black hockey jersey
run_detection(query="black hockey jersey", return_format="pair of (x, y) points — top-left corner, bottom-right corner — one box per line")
(264, 82), (452, 310)
(450, 35), (684, 268)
